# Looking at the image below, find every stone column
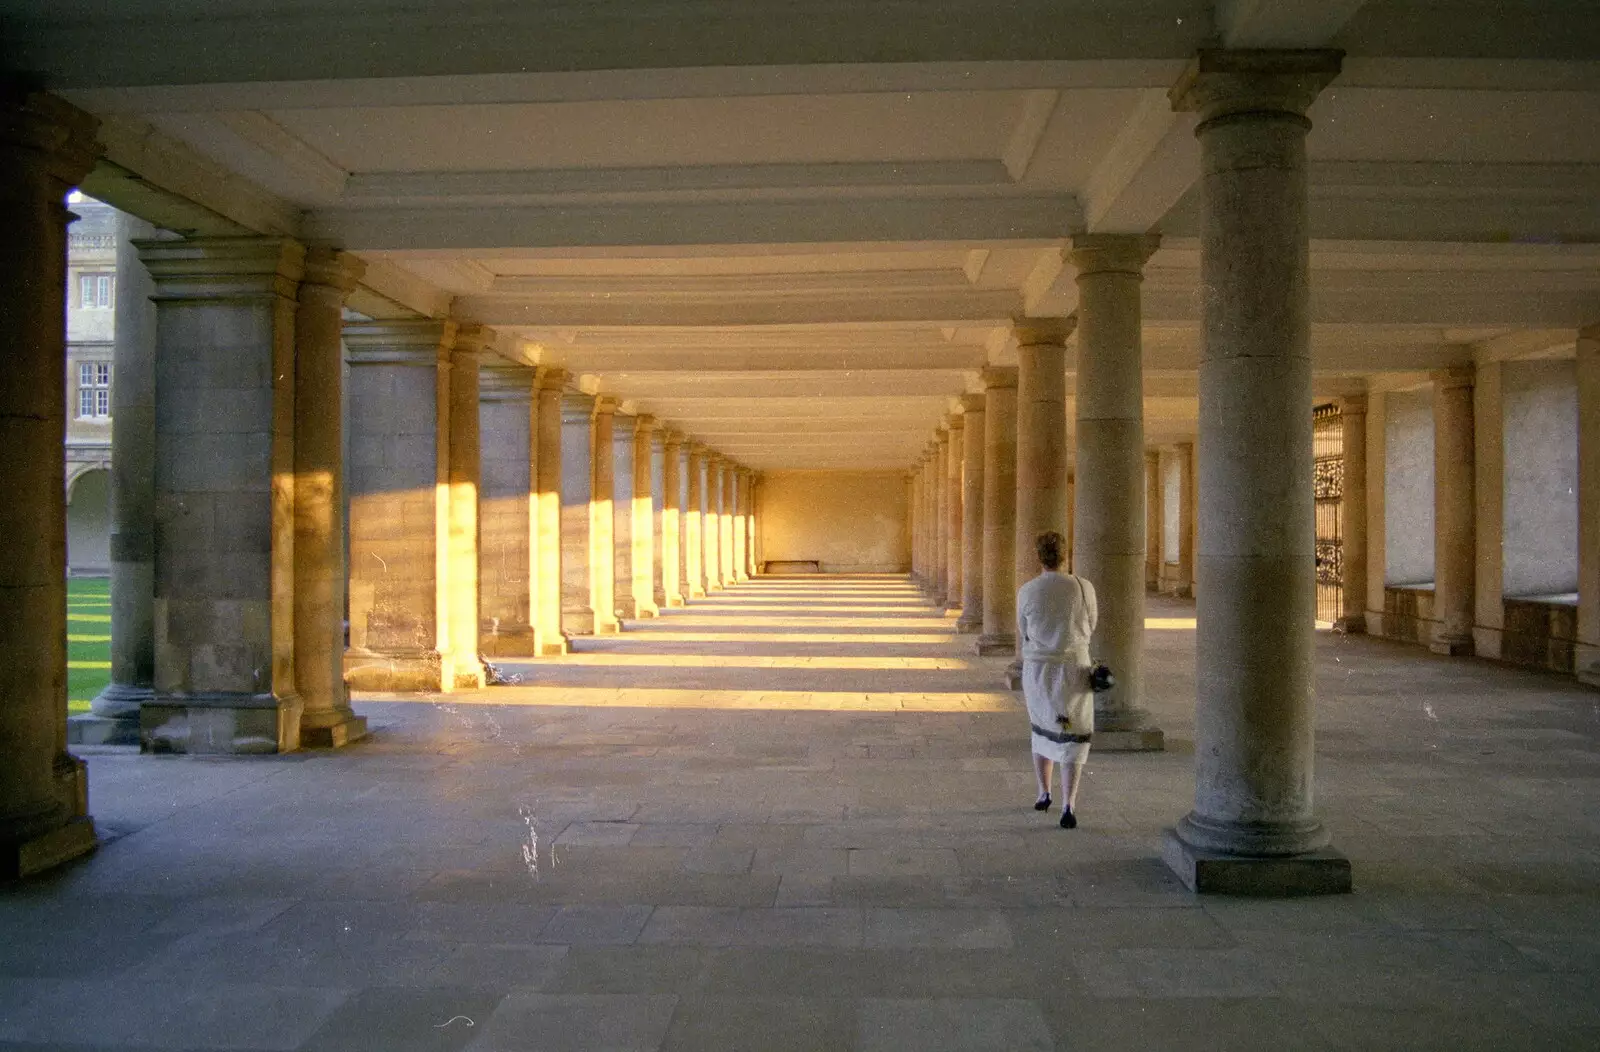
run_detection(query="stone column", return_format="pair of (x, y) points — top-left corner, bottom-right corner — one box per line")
(1337, 395), (1369, 632)
(944, 417), (965, 610)
(661, 432), (685, 607)
(1014, 318), (1074, 595)
(559, 391), (597, 635)
(611, 411), (638, 621)
(719, 461), (737, 587)
(292, 249), (367, 744)
(1165, 49), (1350, 895)
(139, 237), (306, 751)
(1177, 439), (1197, 597)
(1431, 366), (1476, 655)
(534, 370), (568, 654)
(1472, 362), (1504, 659)
(1145, 450), (1163, 589)
(1577, 326), (1600, 687)
(345, 320), (468, 692)
(977, 367), (1020, 654)
(734, 468), (752, 583)
(633, 415), (660, 617)
(703, 454), (723, 591)
(478, 359), (539, 657)
(750, 472), (763, 575)
(591, 398), (620, 634)
(443, 327), (486, 689)
(73, 208), (157, 745)
(957, 394), (986, 632)
(685, 444), (706, 598)
(0, 89), (100, 876)
(932, 429), (951, 604)
(1070, 233), (1164, 752)
(910, 465), (925, 585)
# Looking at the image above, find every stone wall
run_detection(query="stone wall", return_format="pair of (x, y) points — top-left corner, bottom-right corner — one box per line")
(1384, 389), (1435, 586)
(1502, 359), (1579, 598)
(757, 470), (909, 573)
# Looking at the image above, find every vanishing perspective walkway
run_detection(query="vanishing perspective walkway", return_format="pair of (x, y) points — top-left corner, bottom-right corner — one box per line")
(3, 576), (1598, 1050)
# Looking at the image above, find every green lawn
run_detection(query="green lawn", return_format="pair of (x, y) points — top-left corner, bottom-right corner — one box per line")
(67, 576), (111, 714)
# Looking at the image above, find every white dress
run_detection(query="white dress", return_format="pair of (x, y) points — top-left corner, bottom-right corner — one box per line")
(1017, 570), (1099, 765)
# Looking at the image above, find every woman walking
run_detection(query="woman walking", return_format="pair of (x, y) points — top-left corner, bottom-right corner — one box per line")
(1017, 531), (1098, 828)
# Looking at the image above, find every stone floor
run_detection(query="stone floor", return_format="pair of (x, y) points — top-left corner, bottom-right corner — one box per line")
(4, 574), (1600, 1051)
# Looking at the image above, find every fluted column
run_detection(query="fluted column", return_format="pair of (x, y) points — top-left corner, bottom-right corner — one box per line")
(478, 359), (539, 657)
(1070, 233), (1164, 751)
(662, 432), (685, 607)
(293, 249), (368, 743)
(976, 367), (1019, 655)
(591, 398), (619, 634)
(534, 370), (568, 654)
(944, 417), (964, 610)
(685, 444), (706, 598)
(1015, 318), (1074, 594)
(957, 395), (986, 632)
(632, 415), (660, 617)
(559, 391), (597, 635)
(1165, 48), (1350, 894)
(1337, 396), (1368, 632)
(73, 207), (156, 745)
(1431, 366), (1476, 656)
(0, 88), (100, 875)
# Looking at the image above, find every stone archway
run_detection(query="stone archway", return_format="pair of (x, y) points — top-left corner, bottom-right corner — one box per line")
(67, 466), (111, 576)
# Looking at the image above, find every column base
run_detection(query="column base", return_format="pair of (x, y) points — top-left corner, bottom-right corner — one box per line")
(665, 594), (686, 609)
(562, 607), (597, 636)
(688, 587), (706, 599)
(1576, 644), (1600, 688)
(974, 632), (1016, 657)
(480, 628), (540, 657)
(2, 816), (97, 880)
(141, 691), (303, 755)
(1162, 827), (1352, 897)
(301, 713), (369, 749)
(616, 599), (642, 621)
(1003, 659), (1022, 691)
(955, 615), (982, 634)
(1429, 633), (1474, 656)
(541, 636), (571, 657)
(1333, 614), (1368, 634)
(635, 603), (661, 619)
(595, 618), (622, 635)
(345, 648), (448, 692)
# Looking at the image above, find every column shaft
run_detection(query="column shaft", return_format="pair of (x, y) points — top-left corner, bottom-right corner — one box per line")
(1337, 396), (1368, 632)
(534, 372), (568, 654)
(610, 411), (637, 621)
(0, 90), (100, 875)
(478, 361), (540, 657)
(747, 472), (760, 576)
(1070, 233), (1163, 749)
(911, 467), (925, 583)
(685, 447), (706, 598)
(933, 429), (951, 604)
(1578, 327), (1600, 686)
(634, 416), (660, 616)
(957, 396), (986, 632)
(1166, 49), (1349, 892)
(704, 457), (722, 591)
(591, 400), (619, 634)
(293, 249), (367, 743)
(733, 469), (751, 583)
(1014, 320), (1073, 594)
(977, 367), (1019, 654)
(719, 462), (736, 587)
(559, 392), (597, 634)
(662, 435), (685, 607)
(1177, 439), (1197, 598)
(75, 208), (157, 745)
(1431, 366), (1476, 655)
(944, 418), (964, 609)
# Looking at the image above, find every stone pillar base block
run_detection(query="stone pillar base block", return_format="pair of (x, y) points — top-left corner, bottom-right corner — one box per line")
(66, 713), (141, 746)
(480, 630), (540, 658)
(975, 633), (1016, 657)
(301, 714), (369, 749)
(1003, 660), (1022, 691)
(1333, 615), (1368, 634)
(1429, 635), (1474, 656)
(141, 693), (301, 755)
(542, 637), (571, 657)
(2, 816), (97, 880)
(955, 616), (982, 634)
(1093, 728), (1166, 752)
(1162, 828), (1352, 897)
(595, 620), (621, 636)
(345, 650), (445, 692)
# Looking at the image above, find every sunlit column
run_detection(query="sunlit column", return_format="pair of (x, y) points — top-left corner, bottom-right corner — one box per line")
(661, 431), (685, 607)
(633, 415), (660, 617)
(977, 366), (1019, 654)
(944, 415), (964, 611)
(292, 248), (368, 744)
(957, 393), (985, 632)
(910, 465), (925, 584)
(478, 358), (539, 657)
(534, 370), (568, 653)
(591, 397), (620, 634)
(704, 453), (723, 592)
(747, 471), (762, 576)
(933, 427), (951, 605)
(685, 444), (706, 598)
(559, 390), (597, 635)
(719, 461), (737, 587)
(611, 410), (638, 621)
(1337, 396), (1368, 632)
(733, 467), (751, 583)
(0, 89), (100, 874)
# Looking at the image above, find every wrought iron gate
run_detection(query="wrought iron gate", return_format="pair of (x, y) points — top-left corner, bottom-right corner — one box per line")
(1313, 403), (1344, 624)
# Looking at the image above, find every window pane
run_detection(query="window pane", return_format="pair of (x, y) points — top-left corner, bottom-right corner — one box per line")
(97, 275), (111, 306)
(79, 388), (93, 417)
(79, 362), (92, 386)
(79, 275), (92, 306)
(97, 389), (110, 416)
(96, 363), (111, 385)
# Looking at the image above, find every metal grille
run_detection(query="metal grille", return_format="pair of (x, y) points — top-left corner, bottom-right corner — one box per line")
(1313, 403), (1344, 624)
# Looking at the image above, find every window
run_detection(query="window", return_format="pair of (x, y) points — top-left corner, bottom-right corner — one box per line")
(77, 362), (111, 418)
(78, 272), (113, 309)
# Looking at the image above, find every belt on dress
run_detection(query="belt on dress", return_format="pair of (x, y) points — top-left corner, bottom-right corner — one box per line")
(1030, 723), (1092, 744)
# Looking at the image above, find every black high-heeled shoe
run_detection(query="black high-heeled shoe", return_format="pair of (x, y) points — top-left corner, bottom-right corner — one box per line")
(1033, 793), (1051, 812)
(1059, 808), (1077, 829)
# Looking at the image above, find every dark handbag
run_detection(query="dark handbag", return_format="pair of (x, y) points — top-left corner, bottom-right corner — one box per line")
(1088, 662), (1115, 693)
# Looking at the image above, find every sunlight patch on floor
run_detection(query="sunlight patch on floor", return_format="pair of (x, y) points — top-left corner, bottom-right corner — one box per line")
(550, 653), (972, 670)
(360, 686), (1013, 711)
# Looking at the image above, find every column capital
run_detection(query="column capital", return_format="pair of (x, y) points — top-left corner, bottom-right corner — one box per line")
(561, 390), (596, 420)
(136, 236), (306, 301)
(301, 246), (365, 293)
(1012, 316), (1075, 347)
(593, 395), (620, 415)
(960, 393), (987, 414)
(1432, 365), (1475, 391)
(537, 366), (570, 391)
(612, 411), (638, 437)
(635, 414), (659, 434)
(981, 365), (1019, 390)
(1067, 233), (1162, 277)
(451, 322), (494, 358)
(1, 86), (101, 188)
(1170, 48), (1344, 124)
(343, 318), (455, 367)
(663, 429), (685, 450)
(688, 442), (709, 459)
(946, 414), (964, 435)
(1339, 393), (1368, 418)
(479, 358), (537, 401)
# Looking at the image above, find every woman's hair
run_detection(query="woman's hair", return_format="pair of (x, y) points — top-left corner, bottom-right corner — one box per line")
(1035, 531), (1065, 570)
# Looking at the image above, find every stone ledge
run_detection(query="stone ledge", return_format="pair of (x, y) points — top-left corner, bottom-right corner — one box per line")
(301, 714), (369, 749)
(955, 616), (982, 634)
(2, 817), (97, 880)
(1094, 728), (1165, 752)
(66, 713), (140, 746)
(1162, 828), (1352, 897)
